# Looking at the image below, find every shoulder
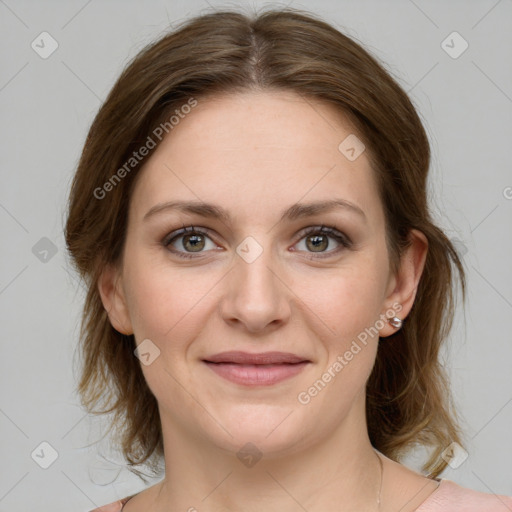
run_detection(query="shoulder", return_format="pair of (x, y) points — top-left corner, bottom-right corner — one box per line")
(417, 479), (512, 511)
(88, 494), (136, 512)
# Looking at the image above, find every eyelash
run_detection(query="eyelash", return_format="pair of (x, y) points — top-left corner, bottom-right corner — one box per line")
(162, 224), (352, 260)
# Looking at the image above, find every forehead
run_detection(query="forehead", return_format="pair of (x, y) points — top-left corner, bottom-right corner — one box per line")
(129, 90), (383, 226)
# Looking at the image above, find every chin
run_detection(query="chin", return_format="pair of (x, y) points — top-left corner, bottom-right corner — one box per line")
(206, 403), (314, 459)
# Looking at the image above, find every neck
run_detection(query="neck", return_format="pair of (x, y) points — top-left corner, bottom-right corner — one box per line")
(154, 399), (383, 512)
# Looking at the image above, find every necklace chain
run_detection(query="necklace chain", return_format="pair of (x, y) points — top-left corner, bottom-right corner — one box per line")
(375, 448), (384, 510)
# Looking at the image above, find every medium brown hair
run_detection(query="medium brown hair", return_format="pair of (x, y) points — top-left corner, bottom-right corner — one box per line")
(65, 6), (467, 480)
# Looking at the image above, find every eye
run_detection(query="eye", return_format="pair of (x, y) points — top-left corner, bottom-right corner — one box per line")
(293, 225), (352, 258)
(163, 225), (219, 259)
(162, 224), (352, 260)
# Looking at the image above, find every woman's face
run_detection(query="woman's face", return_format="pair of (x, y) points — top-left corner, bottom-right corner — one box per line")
(102, 90), (412, 457)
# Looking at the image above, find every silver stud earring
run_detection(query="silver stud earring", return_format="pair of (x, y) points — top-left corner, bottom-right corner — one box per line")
(388, 316), (403, 329)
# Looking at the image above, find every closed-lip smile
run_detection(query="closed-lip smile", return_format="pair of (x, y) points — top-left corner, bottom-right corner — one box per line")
(202, 351), (310, 386)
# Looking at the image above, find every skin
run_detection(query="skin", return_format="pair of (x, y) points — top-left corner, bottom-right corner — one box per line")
(98, 90), (438, 511)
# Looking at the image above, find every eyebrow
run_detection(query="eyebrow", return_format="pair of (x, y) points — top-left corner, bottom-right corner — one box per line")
(143, 198), (367, 225)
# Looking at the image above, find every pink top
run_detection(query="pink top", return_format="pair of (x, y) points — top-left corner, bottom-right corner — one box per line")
(90, 479), (512, 511)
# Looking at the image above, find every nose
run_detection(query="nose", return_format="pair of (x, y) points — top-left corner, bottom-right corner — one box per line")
(220, 239), (291, 333)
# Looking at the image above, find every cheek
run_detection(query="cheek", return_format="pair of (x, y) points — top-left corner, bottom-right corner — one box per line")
(296, 255), (387, 394)
(122, 257), (222, 410)
(302, 279), (383, 406)
(123, 254), (220, 347)
(303, 261), (386, 340)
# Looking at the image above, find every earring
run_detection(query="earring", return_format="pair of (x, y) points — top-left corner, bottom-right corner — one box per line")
(388, 316), (403, 329)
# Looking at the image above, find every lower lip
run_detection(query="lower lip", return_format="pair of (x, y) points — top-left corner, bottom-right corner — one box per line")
(203, 361), (309, 386)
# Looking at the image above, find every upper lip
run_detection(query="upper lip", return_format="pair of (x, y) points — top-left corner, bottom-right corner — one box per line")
(203, 351), (309, 364)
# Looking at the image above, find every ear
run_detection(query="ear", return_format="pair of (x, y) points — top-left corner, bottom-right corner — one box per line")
(97, 263), (133, 335)
(378, 229), (428, 338)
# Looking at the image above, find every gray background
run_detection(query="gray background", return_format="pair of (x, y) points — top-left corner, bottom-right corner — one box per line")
(0, 0), (511, 510)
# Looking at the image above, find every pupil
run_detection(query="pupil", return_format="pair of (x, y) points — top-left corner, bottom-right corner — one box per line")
(307, 235), (327, 252)
(185, 234), (204, 252)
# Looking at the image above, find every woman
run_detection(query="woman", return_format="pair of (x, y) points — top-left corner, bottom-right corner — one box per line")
(65, 7), (512, 512)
